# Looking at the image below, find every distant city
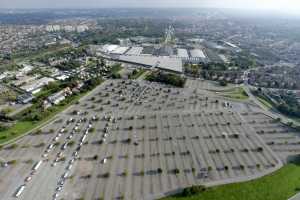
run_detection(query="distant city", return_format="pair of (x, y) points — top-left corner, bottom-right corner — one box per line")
(0, 8), (300, 200)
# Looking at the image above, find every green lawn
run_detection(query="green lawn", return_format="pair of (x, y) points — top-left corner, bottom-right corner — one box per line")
(221, 87), (249, 100)
(163, 164), (300, 200)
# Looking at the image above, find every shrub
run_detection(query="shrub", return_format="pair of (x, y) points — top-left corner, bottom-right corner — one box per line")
(93, 155), (98, 160)
(67, 141), (75, 146)
(98, 172), (110, 178)
(219, 80), (228, 86)
(7, 159), (17, 165)
(140, 170), (145, 176)
(181, 185), (206, 197)
(6, 143), (18, 149)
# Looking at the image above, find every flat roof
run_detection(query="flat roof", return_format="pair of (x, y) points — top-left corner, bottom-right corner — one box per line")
(125, 47), (143, 55)
(102, 44), (119, 53)
(177, 48), (189, 58)
(190, 49), (206, 58)
(118, 55), (183, 73)
(111, 47), (129, 55)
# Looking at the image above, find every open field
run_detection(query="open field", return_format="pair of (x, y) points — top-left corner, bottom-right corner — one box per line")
(162, 163), (300, 200)
(0, 78), (297, 200)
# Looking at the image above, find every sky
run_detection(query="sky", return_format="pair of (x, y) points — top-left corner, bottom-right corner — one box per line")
(1, 0), (300, 14)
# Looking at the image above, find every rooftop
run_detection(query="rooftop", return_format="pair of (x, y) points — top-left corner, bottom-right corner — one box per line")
(118, 55), (183, 73)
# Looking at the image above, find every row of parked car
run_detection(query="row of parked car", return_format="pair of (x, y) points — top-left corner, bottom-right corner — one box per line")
(52, 117), (94, 200)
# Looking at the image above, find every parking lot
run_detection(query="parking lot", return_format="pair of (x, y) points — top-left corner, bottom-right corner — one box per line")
(0, 79), (288, 200)
(243, 112), (300, 161)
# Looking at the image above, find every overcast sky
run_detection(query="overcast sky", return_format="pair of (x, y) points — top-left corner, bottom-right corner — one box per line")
(1, 0), (300, 14)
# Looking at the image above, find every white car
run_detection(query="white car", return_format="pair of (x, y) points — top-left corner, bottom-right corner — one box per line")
(53, 193), (59, 198)
(25, 176), (32, 182)
(101, 158), (107, 164)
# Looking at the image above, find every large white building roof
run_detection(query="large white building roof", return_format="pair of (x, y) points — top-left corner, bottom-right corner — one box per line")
(177, 48), (189, 58)
(118, 55), (183, 73)
(111, 47), (129, 55)
(102, 44), (119, 53)
(190, 49), (206, 58)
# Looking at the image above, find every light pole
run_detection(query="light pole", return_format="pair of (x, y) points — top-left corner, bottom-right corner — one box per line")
(0, 157), (8, 167)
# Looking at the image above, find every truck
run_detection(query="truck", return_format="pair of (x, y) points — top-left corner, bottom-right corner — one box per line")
(15, 185), (26, 198)
(32, 160), (43, 171)
(81, 135), (87, 143)
(63, 171), (69, 179)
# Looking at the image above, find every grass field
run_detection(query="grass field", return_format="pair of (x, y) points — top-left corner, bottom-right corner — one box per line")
(163, 163), (300, 200)
(220, 87), (249, 100)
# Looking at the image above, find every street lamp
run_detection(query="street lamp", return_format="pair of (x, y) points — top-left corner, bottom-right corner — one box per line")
(0, 157), (8, 168)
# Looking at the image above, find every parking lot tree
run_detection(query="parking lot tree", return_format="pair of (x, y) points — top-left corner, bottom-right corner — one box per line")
(157, 168), (163, 174)
(121, 171), (128, 177)
(191, 167), (196, 173)
(93, 155), (98, 160)
(173, 168), (180, 174)
(54, 142), (61, 146)
(140, 170), (145, 176)
(257, 147), (264, 152)
(240, 165), (245, 170)
(7, 159), (17, 165)
(256, 164), (261, 169)
(6, 143), (18, 150)
(224, 166), (229, 171)
(67, 141), (75, 146)
(35, 142), (45, 148)
(208, 166), (213, 171)
(25, 159), (34, 164)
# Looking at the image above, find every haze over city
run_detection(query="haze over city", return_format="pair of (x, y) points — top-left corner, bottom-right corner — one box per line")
(0, 1), (300, 200)
(0, 0), (300, 14)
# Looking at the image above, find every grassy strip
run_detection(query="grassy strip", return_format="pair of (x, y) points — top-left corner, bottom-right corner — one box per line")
(163, 164), (300, 200)
(221, 87), (249, 100)
(257, 96), (273, 109)
(129, 69), (146, 79)
(0, 90), (88, 145)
